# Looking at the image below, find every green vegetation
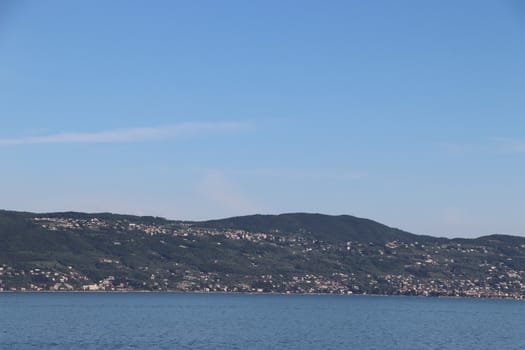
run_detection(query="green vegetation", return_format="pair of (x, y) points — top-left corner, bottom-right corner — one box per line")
(1, 210), (524, 298)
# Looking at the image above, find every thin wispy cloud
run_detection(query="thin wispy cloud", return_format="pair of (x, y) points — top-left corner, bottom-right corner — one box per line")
(493, 138), (525, 154)
(230, 168), (368, 181)
(439, 142), (478, 154)
(440, 138), (525, 155)
(0, 122), (251, 145)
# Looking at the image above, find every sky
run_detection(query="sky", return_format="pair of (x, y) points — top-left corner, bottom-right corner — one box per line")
(1, 0), (524, 238)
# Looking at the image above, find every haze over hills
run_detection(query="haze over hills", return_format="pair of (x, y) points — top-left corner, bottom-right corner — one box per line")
(1, 209), (524, 298)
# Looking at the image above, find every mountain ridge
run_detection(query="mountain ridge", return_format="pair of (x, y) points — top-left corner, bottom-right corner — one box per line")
(198, 212), (442, 243)
(3, 209), (518, 241)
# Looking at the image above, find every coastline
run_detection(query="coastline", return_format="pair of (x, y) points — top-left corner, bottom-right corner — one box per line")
(1, 290), (523, 301)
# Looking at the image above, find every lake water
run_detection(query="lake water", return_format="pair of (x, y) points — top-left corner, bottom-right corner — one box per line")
(1, 293), (524, 349)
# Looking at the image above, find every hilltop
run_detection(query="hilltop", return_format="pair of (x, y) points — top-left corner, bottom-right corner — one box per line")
(1, 210), (524, 298)
(199, 213), (442, 243)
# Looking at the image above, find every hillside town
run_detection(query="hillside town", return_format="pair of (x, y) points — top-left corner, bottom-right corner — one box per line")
(1, 215), (524, 299)
(1, 261), (524, 299)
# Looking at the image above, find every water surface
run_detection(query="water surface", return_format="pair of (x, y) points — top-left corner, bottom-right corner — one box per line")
(1, 293), (523, 349)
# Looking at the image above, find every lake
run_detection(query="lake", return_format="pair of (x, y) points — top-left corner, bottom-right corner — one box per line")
(1, 293), (524, 349)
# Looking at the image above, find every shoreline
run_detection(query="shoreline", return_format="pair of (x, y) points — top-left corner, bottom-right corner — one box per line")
(1, 290), (523, 301)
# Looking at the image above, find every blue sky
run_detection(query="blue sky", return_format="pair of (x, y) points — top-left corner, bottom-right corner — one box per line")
(1, 0), (524, 237)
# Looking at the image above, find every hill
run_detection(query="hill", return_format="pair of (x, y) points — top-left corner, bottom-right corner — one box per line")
(1, 209), (524, 298)
(199, 213), (437, 243)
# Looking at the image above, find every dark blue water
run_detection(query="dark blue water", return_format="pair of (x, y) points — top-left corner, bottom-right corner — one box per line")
(1, 293), (524, 349)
